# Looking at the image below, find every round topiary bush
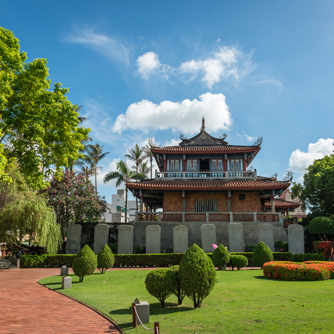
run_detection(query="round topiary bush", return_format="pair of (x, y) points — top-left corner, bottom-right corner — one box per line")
(97, 244), (115, 274)
(212, 244), (230, 270)
(230, 255), (248, 270)
(72, 245), (97, 282)
(167, 265), (186, 305)
(253, 241), (273, 268)
(145, 268), (173, 308)
(179, 244), (216, 308)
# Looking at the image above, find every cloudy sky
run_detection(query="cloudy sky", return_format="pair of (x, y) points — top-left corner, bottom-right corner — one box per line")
(2, 1), (334, 201)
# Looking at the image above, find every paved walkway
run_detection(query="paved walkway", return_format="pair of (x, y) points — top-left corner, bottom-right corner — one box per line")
(0, 268), (122, 334)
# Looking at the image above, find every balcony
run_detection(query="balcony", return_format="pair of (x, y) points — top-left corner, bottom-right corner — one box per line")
(155, 170), (257, 180)
(136, 211), (281, 224)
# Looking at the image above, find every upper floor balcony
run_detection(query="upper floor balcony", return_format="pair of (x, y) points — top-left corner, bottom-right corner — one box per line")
(155, 169), (257, 180)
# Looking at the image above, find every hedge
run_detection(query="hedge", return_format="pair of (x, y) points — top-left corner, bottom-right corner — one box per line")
(263, 261), (334, 281)
(20, 251), (327, 268)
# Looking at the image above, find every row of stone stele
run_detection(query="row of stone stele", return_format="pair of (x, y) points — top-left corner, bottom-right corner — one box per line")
(60, 244), (115, 285)
(144, 242), (273, 312)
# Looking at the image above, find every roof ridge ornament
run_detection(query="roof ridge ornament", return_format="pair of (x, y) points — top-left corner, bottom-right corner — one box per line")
(201, 117), (205, 132)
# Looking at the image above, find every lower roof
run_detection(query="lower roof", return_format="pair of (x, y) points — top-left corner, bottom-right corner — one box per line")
(264, 198), (300, 209)
(126, 178), (290, 191)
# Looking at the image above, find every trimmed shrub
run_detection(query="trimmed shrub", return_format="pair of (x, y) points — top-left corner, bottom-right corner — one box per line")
(179, 244), (216, 308)
(72, 245), (97, 282)
(308, 217), (334, 236)
(145, 268), (173, 308)
(253, 242), (273, 268)
(263, 261), (332, 281)
(314, 241), (334, 259)
(20, 254), (75, 268)
(230, 255), (248, 270)
(167, 265), (185, 305)
(273, 252), (293, 262)
(97, 244), (115, 274)
(292, 253), (325, 262)
(212, 244), (230, 270)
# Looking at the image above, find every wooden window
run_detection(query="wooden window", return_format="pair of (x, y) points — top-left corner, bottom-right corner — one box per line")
(230, 159), (240, 171)
(169, 159), (179, 171)
(195, 199), (218, 212)
(187, 159), (198, 171)
(212, 159), (223, 170)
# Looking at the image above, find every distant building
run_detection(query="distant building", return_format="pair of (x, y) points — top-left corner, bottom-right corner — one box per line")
(103, 189), (137, 223)
(280, 189), (306, 219)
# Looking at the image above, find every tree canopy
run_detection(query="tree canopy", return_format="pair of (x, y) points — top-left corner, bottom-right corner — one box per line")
(0, 164), (61, 253)
(291, 154), (334, 215)
(0, 27), (89, 189)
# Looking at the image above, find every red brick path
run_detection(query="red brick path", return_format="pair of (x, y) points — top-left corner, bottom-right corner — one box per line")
(0, 268), (122, 334)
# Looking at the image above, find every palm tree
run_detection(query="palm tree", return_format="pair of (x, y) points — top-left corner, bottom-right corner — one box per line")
(144, 144), (154, 179)
(85, 143), (110, 192)
(125, 144), (147, 173)
(104, 160), (145, 223)
(75, 160), (97, 182)
(138, 161), (149, 178)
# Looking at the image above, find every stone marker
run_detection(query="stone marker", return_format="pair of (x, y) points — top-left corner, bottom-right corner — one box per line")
(258, 223), (275, 252)
(60, 266), (68, 276)
(94, 223), (109, 254)
(173, 225), (188, 253)
(135, 301), (150, 324)
(118, 225), (134, 254)
(62, 276), (72, 289)
(201, 224), (217, 253)
(288, 224), (305, 254)
(146, 225), (161, 254)
(228, 223), (244, 252)
(66, 224), (82, 254)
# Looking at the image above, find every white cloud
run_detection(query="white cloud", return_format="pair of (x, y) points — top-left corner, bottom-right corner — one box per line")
(244, 132), (255, 142)
(164, 138), (180, 147)
(253, 77), (283, 91)
(289, 138), (334, 173)
(179, 46), (255, 88)
(112, 92), (232, 135)
(65, 27), (129, 65)
(136, 52), (169, 79)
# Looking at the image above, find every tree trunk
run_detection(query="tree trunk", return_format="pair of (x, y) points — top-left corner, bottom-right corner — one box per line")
(95, 165), (97, 193)
(125, 188), (128, 224)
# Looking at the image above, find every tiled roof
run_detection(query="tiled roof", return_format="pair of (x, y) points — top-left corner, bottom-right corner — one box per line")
(265, 198), (300, 209)
(126, 178), (290, 191)
(151, 145), (260, 154)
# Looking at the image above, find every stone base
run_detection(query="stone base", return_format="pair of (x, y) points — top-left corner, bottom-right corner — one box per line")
(62, 276), (72, 289)
(135, 301), (150, 324)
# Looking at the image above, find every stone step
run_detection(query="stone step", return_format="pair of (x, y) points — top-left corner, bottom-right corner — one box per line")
(0, 260), (11, 269)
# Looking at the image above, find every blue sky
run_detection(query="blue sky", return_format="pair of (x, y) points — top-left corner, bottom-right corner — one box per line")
(2, 1), (334, 201)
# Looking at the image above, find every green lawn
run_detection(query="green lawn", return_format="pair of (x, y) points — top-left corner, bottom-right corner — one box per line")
(39, 269), (334, 333)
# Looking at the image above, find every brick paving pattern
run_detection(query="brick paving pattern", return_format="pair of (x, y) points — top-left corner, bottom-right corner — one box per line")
(0, 268), (122, 334)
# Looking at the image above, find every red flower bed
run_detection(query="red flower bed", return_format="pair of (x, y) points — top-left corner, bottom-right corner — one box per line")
(263, 261), (333, 281)
(314, 241), (333, 259)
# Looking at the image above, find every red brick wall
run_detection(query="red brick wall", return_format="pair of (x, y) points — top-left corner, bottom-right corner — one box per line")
(163, 191), (261, 212)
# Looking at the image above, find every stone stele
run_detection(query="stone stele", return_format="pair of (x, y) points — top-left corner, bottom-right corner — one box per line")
(118, 225), (134, 254)
(201, 224), (217, 253)
(146, 225), (161, 254)
(228, 223), (244, 252)
(135, 301), (150, 324)
(60, 266), (68, 276)
(288, 224), (305, 254)
(66, 224), (82, 254)
(258, 223), (275, 252)
(173, 225), (188, 253)
(93, 223), (109, 254)
(62, 276), (72, 289)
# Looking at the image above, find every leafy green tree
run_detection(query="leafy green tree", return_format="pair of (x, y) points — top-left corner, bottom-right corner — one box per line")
(291, 155), (334, 215)
(212, 244), (230, 270)
(167, 265), (186, 305)
(72, 245), (97, 282)
(0, 27), (89, 189)
(44, 172), (109, 244)
(179, 244), (216, 308)
(103, 160), (145, 223)
(97, 244), (115, 274)
(0, 164), (61, 253)
(308, 217), (334, 241)
(253, 241), (273, 268)
(84, 143), (110, 192)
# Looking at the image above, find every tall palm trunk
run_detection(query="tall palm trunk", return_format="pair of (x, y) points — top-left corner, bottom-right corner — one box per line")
(95, 165), (97, 192)
(125, 188), (128, 224)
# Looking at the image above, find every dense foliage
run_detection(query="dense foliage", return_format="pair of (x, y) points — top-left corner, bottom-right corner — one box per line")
(230, 255), (248, 270)
(179, 244), (216, 308)
(308, 217), (334, 240)
(212, 244), (230, 270)
(253, 242), (273, 268)
(167, 265), (186, 305)
(44, 172), (109, 241)
(0, 27), (89, 189)
(97, 244), (115, 274)
(0, 164), (61, 253)
(72, 245), (97, 282)
(263, 261), (334, 281)
(145, 269), (173, 308)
